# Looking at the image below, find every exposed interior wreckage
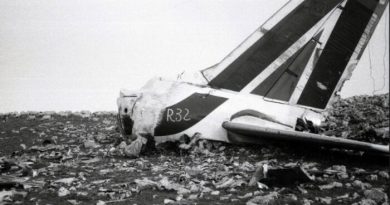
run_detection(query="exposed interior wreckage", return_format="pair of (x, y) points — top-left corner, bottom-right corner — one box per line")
(117, 0), (389, 157)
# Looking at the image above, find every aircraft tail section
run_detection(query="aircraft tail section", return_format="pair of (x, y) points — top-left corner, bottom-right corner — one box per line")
(202, 0), (389, 110)
(297, 0), (388, 109)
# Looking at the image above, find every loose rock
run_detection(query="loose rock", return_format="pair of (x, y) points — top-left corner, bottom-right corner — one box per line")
(58, 187), (70, 197)
(318, 182), (343, 190)
(364, 188), (388, 204)
(246, 192), (278, 205)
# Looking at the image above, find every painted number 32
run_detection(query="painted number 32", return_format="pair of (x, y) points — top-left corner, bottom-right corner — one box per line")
(166, 108), (191, 122)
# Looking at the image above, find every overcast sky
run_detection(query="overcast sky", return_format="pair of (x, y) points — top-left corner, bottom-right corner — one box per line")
(0, 0), (388, 112)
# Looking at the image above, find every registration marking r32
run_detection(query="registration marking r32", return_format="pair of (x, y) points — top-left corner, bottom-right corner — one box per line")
(166, 108), (191, 122)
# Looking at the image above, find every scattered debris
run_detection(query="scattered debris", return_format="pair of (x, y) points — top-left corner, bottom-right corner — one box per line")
(352, 198), (377, 205)
(259, 165), (314, 186)
(0, 190), (14, 202)
(364, 188), (388, 204)
(96, 200), (106, 205)
(352, 180), (372, 190)
(378, 171), (389, 179)
(54, 177), (76, 186)
(249, 164), (267, 186)
(0, 97), (388, 204)
(246, 192), (278, 205)
(323, 94), (389, 145)
(134, 178), (159, 190)
(316, 196), (332, 204)
(84, 139), (100, 149)
(58, 187), (70, 197)
(256, 182), (269, 190)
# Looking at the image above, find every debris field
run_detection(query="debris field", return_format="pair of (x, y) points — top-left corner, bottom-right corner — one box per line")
(0, 94), (389, 205)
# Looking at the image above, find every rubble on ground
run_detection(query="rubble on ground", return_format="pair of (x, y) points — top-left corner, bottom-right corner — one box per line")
(0, 94), (389, 204)
(322, 94), (389, 145)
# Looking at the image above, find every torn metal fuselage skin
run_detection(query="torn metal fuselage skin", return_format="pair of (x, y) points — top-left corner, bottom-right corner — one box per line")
(117, 77), (324, 144)
(117, 78), (389, 155)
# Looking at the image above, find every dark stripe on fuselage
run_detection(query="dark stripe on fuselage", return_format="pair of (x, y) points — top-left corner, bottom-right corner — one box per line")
(154, 93), (227, 136)
(251, 31), (322, 101)
(208, 0), (342, 91)
(297, 0), (380, 109)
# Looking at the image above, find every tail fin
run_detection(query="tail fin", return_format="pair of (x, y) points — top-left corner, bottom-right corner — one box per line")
(297, 0), (388, 109)
(202, 0), (388, 109)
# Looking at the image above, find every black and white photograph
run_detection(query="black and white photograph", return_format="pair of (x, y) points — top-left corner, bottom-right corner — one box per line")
(0, 0), (389, 204)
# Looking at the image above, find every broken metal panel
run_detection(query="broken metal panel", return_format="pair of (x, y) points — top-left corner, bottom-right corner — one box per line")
(297, 0), (388, 109)
(251, 32), (322, 101)
(261, 166), (314, 186)
(208, 0), (342, 91)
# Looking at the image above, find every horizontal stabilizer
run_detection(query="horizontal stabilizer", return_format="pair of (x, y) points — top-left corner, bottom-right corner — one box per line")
(223, 121), (389, 155)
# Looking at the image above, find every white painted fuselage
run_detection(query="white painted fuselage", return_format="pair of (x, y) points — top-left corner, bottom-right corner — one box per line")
(117, 77), (324, 144)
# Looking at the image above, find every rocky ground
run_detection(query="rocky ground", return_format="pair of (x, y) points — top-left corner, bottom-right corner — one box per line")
(0, 94), (389, 205)
(322, 94), (389, 145)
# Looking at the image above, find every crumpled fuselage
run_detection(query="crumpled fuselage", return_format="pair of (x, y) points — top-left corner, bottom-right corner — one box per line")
(117, 77), (324, 144)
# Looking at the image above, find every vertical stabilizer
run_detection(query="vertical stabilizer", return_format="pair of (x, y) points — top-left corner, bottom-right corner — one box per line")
(202, 0), (388, 110)
(297, 0), (389, 109)
(204, 0), (343, 91)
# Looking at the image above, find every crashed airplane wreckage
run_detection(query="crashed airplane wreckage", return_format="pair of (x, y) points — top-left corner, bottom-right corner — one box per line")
(117, 0), (389, 156)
